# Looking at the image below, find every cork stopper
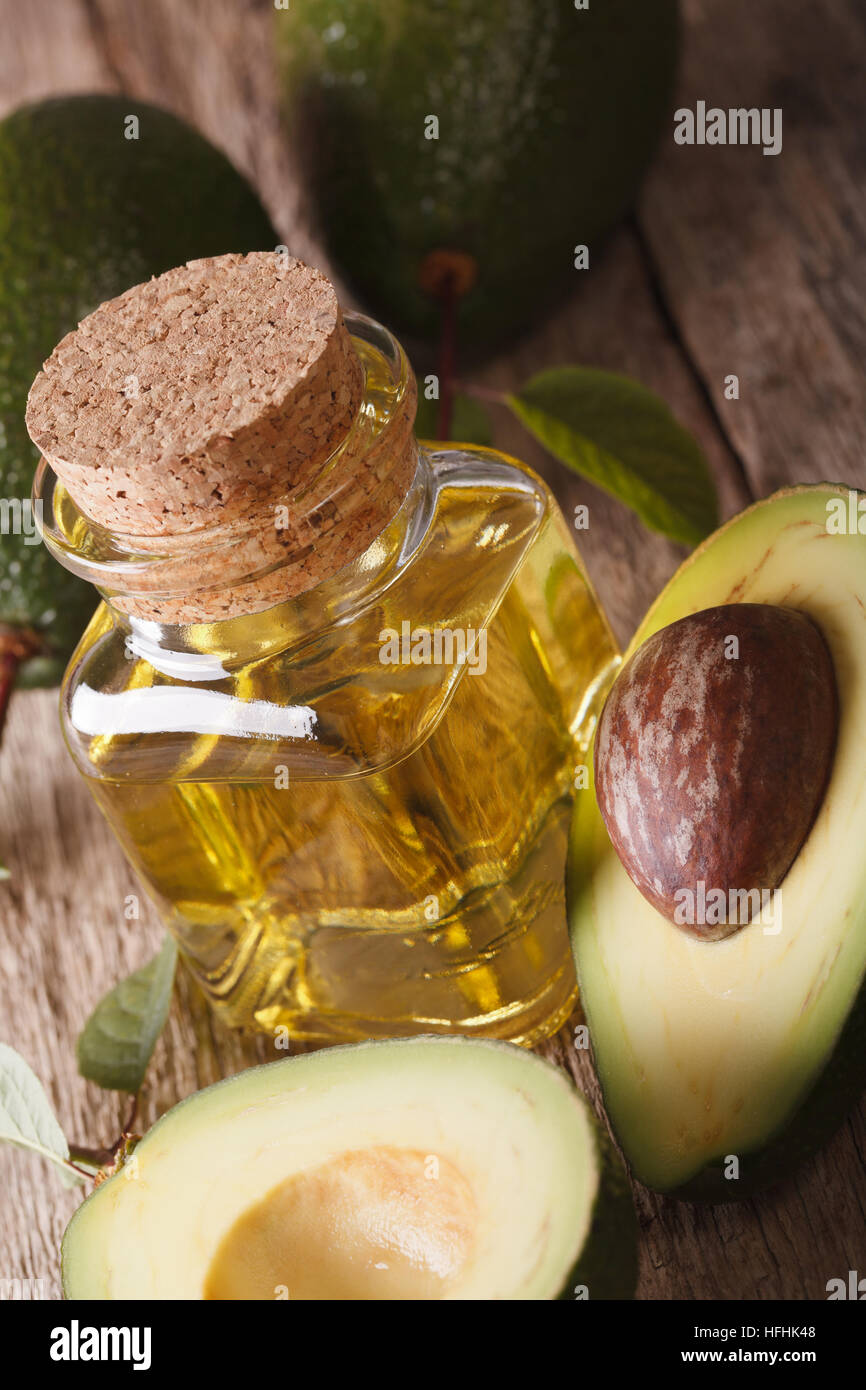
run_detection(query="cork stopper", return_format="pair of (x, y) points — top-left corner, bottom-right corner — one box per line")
(26, 252), (417, 622)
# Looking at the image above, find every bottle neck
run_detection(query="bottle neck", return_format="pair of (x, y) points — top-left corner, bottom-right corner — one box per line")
(119, 446), (434, 674)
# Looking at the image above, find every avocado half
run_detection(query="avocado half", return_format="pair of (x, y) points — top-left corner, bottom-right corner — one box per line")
(62, 1037), (637, 1300)
(568, 484), (866, 1200)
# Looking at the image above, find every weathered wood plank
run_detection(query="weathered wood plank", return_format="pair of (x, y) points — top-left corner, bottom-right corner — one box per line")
(0, 0), (113, 116)
(642, 0), (866, 495)
(0, 0), (862, 1304)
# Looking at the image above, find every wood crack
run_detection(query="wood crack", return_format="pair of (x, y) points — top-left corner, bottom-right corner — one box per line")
(80, 0), (126, 91)
(631, 212), (756, 505)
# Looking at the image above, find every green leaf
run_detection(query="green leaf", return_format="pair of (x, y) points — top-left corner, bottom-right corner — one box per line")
(415, 388), (493, 447)
(77, 936), (178, 1093)
(507, 367), (718, 546)
(0, 1042), (82, 1184)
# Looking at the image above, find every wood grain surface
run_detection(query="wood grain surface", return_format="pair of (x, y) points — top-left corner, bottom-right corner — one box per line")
(1, 0), (865, 1301)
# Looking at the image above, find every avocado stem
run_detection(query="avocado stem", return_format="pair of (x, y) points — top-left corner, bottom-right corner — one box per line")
(459, 382), (508, 406)
(67, 1145), (116, 1171)
(67, 1094), (140, 1176)
(0, 626), (45, 876)
(436, 274), (459, 440)
(0, 624), (43, 740)
(65, 1154), (105, 1180)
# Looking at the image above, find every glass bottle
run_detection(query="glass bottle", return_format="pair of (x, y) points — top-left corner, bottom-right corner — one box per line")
(33, 290), (618, 1046)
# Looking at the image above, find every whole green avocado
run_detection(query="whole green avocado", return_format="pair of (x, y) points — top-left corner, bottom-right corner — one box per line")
(275, 0), (679, 354)
(0, 95), (278, 686)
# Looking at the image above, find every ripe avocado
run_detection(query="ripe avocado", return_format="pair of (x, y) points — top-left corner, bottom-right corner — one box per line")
(61, 1037), (637, 1300)
(0, 95), (278, 686)
(568, 485), (866, 1199)
(274, 0), (678, 353)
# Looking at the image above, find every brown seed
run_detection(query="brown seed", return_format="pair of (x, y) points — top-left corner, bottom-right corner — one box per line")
(593, 604), (838, 941)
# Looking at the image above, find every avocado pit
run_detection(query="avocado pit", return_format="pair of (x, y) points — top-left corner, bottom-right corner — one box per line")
(593, 603), (838, 940)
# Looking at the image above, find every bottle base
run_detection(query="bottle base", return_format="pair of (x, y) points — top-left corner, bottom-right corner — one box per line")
(247, 966), (579, 1049)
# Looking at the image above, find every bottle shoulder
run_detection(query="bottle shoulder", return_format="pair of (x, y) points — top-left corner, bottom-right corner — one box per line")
(61, 447), (562, 783)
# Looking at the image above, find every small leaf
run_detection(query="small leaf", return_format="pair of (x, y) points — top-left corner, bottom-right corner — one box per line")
(415, 388), (493, 447)
(0, 861), (9, 881)
(507, 368), (717, 546)
(0, 1042), (82, 1184)
(77, 936), (178, 1093)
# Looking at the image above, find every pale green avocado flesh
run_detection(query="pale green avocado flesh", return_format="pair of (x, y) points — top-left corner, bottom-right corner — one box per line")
(569, 485), (866, 1199)
(62, 1037), (636, 1300)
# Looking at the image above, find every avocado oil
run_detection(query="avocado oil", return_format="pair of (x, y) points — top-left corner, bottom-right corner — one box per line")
(29, 253), (618, 1045)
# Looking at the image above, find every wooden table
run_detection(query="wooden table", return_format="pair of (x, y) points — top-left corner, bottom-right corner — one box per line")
(2, 0), (864, 1300)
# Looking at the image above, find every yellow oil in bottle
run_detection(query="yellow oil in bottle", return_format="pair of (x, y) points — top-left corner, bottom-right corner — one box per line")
(39, 304), (620, 1047)
(61, 453), (618, 1045)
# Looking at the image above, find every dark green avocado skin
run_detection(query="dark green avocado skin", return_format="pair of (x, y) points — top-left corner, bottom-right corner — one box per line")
(0, 95), (278, 684)
(562, 1123), (639, 1299)
(275, 0), (679, 358)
